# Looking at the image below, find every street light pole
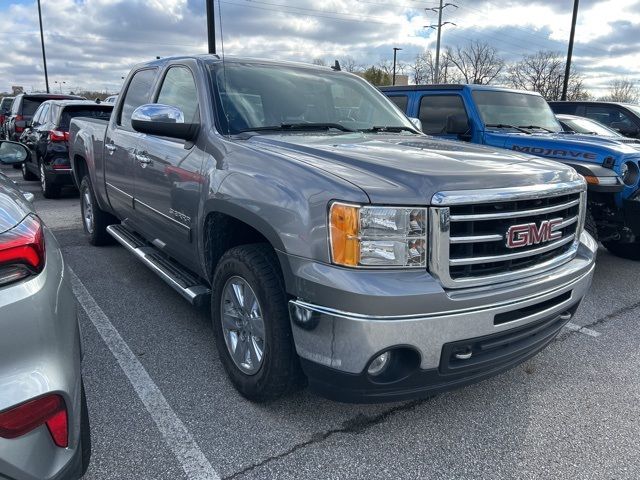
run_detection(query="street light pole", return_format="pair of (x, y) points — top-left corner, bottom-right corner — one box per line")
(37, 0), (50, 93)
(561, 0), (580, 101)
(392, 47), (402, 85)
(206, 0), (216, 54)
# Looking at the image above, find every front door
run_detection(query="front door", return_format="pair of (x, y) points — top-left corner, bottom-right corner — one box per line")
(104, 67), (157, 219)
(133, 64), (203, 268)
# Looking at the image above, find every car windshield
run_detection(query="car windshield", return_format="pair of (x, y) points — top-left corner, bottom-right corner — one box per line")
(209, 62), (415, 135)
(473, 90), (562, 133)
(563, 116), (622, 136)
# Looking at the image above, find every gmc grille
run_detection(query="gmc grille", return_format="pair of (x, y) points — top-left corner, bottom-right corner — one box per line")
(429, 181), (587, 289)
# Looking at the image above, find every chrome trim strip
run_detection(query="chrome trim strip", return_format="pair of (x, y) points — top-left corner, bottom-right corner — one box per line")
(449, 234), (575, 266)
(558, 215), (578, 229)
(431, 180), (586, 205)
(450, 198), (580, 222)
(289, 263), (594, 321)
(450, 234), (503, 244)
(134, 198), (190, 231)
(106, 182), (133, 200)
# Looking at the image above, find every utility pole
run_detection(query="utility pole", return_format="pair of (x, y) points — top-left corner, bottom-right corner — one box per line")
(561, 0), (580, 101)
(37, 0), (49, 93)
(425, 2), (457, 84)
(392, 47), (402, 85)
(206, 0), (216, 54)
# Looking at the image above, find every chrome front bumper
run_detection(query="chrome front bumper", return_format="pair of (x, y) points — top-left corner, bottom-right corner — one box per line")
(288, 231), (597, 376)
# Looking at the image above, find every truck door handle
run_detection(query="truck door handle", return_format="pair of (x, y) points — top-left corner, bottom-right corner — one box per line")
(105, 144), (116, 154)
(136, 152), (152, 167)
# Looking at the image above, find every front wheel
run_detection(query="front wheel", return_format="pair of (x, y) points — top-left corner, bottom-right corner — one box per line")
(211, 244), (303, 402)
(79, 176), (116, 246)
(21, 161), (37, 181)
(602, 239), (640, 260)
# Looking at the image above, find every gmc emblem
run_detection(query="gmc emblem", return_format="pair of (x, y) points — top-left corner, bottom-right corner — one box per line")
(506, 218), (563, 249)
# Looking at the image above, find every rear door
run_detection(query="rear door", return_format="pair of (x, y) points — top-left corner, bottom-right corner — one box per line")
(104, 68), (157, 219)
(133, 63), (203, 268)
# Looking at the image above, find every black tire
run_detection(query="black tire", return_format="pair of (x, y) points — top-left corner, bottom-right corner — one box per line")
(79, 176), (117, 246)
(602, 239), (640, 260)
(79, 381), (92, 476)
(40, 161), (61, 199)
(21, 161), (38, 181)
(584, 208), (598, 241)
(211, 244), (303, 402)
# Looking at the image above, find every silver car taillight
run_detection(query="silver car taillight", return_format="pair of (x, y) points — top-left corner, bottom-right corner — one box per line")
(0, 214), (46, 287)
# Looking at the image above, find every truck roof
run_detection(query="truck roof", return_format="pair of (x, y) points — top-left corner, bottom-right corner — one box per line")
(134, 54), (340, 72)
(378, 84), (542, 96)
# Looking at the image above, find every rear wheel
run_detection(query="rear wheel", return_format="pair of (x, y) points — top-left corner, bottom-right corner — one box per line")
(40, 162), (61, 199)
(211, 244), (303, 402)
(79, 176), (117, 246)
(602, 239), (640, 260)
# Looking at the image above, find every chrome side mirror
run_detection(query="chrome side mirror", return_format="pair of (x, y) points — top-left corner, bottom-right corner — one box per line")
(131, 104), (197, 140)
(408, 117), (422, 132)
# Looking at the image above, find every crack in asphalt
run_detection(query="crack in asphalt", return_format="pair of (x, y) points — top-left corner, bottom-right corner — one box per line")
(223, 399), (428, 480)
(556, 299), (640, 343)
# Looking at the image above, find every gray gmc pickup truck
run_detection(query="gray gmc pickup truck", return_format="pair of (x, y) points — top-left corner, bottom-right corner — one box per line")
(69, 55), (597, 403)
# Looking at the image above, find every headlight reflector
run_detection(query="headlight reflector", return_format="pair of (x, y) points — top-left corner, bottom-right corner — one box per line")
(622, 161), (639, 186)
(330, 203), (427, 268)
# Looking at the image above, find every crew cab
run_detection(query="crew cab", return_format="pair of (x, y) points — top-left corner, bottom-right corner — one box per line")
(69, 56), (596, 403)
(20, 99), (113, 198)
(382, 84), (640, 260)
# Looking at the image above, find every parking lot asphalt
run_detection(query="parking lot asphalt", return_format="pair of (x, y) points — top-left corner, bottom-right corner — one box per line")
(3, 164), (639, 480)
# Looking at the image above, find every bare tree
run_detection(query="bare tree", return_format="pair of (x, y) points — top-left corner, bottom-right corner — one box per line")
(600, 79), (639, 103)
(408, 51), (460, 85)
(340, 56), (360, 73)
(311, 58), (327, 66)
(446, 41), (504, 85)
(507, 50), (589, 101)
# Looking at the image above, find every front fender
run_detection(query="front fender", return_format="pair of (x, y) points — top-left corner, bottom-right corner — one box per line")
(562, 160), (624, 193)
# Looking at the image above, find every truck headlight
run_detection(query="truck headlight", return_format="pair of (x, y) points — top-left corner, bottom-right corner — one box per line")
(622, 161), (639, 186)
(329, 203), (427, 268)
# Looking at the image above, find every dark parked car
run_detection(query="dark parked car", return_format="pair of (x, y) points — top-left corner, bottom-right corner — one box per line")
(4, 93), (85, 142)
(0, 97), (14, 138)
(550, 101), (640, 139)
(21, 100), (113, 198)
(557, 114), (640, 145)
(0, 141), (90, 479)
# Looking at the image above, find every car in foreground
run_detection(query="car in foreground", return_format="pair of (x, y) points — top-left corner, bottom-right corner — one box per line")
(549, 101), (640, 139)
(70, 56), (596, 403)
(382, 84), (640, 260)
(0, 97), (14, 138)
(21, 100), (113, 198)
(0, 141), (90, 479)
(4, 93), (85, 142)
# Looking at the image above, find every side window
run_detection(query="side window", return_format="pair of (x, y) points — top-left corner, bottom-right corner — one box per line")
(549, 103), (576, 114)
(32, 105), (44, 125)
(156, 67), (199, 123)
(39, 104), (50, 125)
(387, 95), (409, 113)
(418, 95), (467, 135)
(584, 106), (634, 130)
(11, 97), (21, 115)
(118, 68), (157, 131)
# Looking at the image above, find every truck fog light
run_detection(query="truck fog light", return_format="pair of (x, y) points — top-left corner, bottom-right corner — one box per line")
(367, 352), (391, 376)
(622, 161), (639, 186)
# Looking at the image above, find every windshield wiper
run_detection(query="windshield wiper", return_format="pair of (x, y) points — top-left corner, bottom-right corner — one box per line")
(518, 125), (555, 133)
(485, 123), (531, 134)
(238, 122), (355, 133)
(359, 126), (418, 133)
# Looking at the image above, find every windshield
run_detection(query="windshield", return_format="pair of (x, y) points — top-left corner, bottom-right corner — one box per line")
(473, 90), (562, 133)
(209, 62), (414, 135)
(563, 116), (622, 136)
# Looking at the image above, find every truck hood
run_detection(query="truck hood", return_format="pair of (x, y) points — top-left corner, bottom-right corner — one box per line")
(0, 174), (33, 234)
(485, 130), (640, 169)
(246, 133), (581, 204)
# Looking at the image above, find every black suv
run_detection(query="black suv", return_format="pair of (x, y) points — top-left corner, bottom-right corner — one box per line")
(4, 93), (85, 142)
(21, 99), (113, 198)
(549, 101), (640, 139)
(0, 96), (14, 138)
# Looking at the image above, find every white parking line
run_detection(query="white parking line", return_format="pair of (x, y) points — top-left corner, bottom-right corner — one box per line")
(565, 322), (602, 338)
(69, 269), (220, 480)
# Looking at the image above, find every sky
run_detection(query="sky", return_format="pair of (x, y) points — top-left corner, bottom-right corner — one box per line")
(0, 0), (639, 96)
